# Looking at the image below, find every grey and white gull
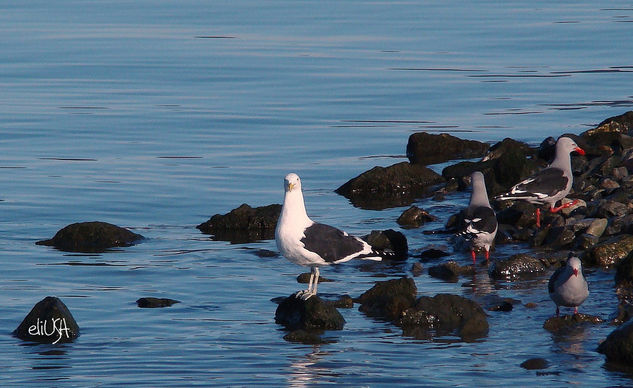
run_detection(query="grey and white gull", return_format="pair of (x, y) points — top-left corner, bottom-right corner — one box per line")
(548, 256), (589, 316)
(495, 136), (585, 227)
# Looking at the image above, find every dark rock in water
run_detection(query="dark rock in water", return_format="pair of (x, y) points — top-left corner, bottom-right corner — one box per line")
(411, 262), (424, 277)
(197, 203), (281, 243)
(583, 234), (633, 268)
(495, 201), (538, 228)
(428, 260), (473, 283)
(615, 251), (633, 287)
(36, 221), (144, 253)
(442, 138), (539, 196)
(520, 358), (550, 370)
(406, 132), (489, 166)
(14, 296), (80, 344)
(398, 294), (489, 341)
(611, 301), (633, 326)
(323, 295), (354, 309)
(251, 249), (279, 258)
(582, 110), (633, 137)
(543, 313), (603, 333)
(419, 247), (451, 260)
(489, 254), (546, 279)
(397, 206), (436, 228)
(481, 295), (519, 312)
(297, 273), (333, 284)
(136, 297), (180, 308)
(364, 229), (408, 259)
(275, 294), (345, 331)
(283, 329), (328, 345)
(335, 162), (445, 210)
(357, 278), (417, 322)
(598, 318), (633, 364)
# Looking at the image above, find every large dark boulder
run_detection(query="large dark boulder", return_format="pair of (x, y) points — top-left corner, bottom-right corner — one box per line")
(582, 111), (633, 137)
(13, 296), (80, 344)
(442, 138), (539, 196)
(197, 203), (281, 243)
(357, 278), (417, 322)
(36, 221), (144, 253)
(406, 132), (489, 165)
(335, 162), (444, 210)
(583, 234), (633, 268)
(398, 294), (489, 341)
(598, 318), (633, 364)
(488, 254), (546, 279)
(275, 294), (345, 331)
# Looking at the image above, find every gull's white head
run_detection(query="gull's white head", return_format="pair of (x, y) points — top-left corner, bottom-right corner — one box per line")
(567, 256), (583, 277)
(284, 173), (302, 193)
(557, 136), (585, 156)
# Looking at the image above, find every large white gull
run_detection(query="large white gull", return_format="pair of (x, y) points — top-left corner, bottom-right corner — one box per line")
(495, 136), (585, 227)
(275, 173), (390, 299)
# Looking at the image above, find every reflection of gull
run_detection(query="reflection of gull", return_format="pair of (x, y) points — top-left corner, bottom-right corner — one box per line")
(287, 345), (332, 388)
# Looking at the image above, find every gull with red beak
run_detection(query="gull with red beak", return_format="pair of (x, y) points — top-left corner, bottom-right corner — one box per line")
(548, 256), (589, 316)
(495, 136), (585, 227)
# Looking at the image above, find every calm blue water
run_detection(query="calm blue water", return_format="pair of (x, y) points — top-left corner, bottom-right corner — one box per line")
(2, 0), (633, 386)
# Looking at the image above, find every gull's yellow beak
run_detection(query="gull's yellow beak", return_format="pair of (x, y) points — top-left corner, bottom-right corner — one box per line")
(287, 182), (295, 191)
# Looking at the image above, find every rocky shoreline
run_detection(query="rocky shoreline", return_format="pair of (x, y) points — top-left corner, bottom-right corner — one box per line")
(30, 111), (633, 367)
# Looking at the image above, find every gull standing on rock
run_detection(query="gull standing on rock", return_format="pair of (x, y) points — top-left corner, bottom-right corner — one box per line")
(456, 171), (498, 264)
(548, 256), (589, 316)
(495, 136), (585, 227)
(275, 173), (391, 299)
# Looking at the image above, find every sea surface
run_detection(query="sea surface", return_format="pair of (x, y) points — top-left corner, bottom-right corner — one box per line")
(2, 1), (633, 386)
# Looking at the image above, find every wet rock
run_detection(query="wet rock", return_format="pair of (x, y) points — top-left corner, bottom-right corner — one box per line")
(615, 251), (633, 287)
(611, 301), (633, 326)
(197, 203), (281, 243)
(428, 260), (474, 283)
(488, 254), (546, 279)
(36, 221), (144, 253)
(543, 313), (603, 333)
(364, 229), (408, 259)
(323, 295), (354, 309)
(482, 295), (516, 312)
(419, 247), (451, 260)
(613, 166), (629, 181)
(560, 198), (586, 216)
(136, 297), (180, 308)
(335, 162), (445, 210)
(297, 273), (332, 284)
(586, 218), (608, 237)
(520, 358), (550, 370)
(597, 318), (633, 363)
(538, 136), (557, 162)
(601, 178), (621, 190)
(577, 233), (600, 250)
(406, 132), (489, 166)
(582, 110), (633, 137)
(282, 329), (328, 345)
(583, 234), (633, 267)
(398, 294), (489, 341)
(357, 278), (417, 322)
(13, 296), (80, 344)
(593, 200), (629, 219)
(397, 206), (436, 228)
(495, 201), (538, 228)
(275, 294), (345, 331)
(443, 138), (538, 196)
(411, 262), (424, 277)
(537, 226), (576, 250)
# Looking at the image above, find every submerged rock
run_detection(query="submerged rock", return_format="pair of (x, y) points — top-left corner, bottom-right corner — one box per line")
(520, 358), (550, 370)
(13, 296), (80, 344)
(335, 162), (445, 210)
(357, 278), (417, 322)
(197, 203), (281, 243)
(136, 297), (180, 308)
(406, 132), (489, 166)
(428, 260), (474, 283)
(275, 294), (345, 331)
(399, 294), (489, 341)
(543, 313), (603, 333)
(488, 254), (546, 279)
(36, 221), (144, 253)
(397, 206), (436, 228)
